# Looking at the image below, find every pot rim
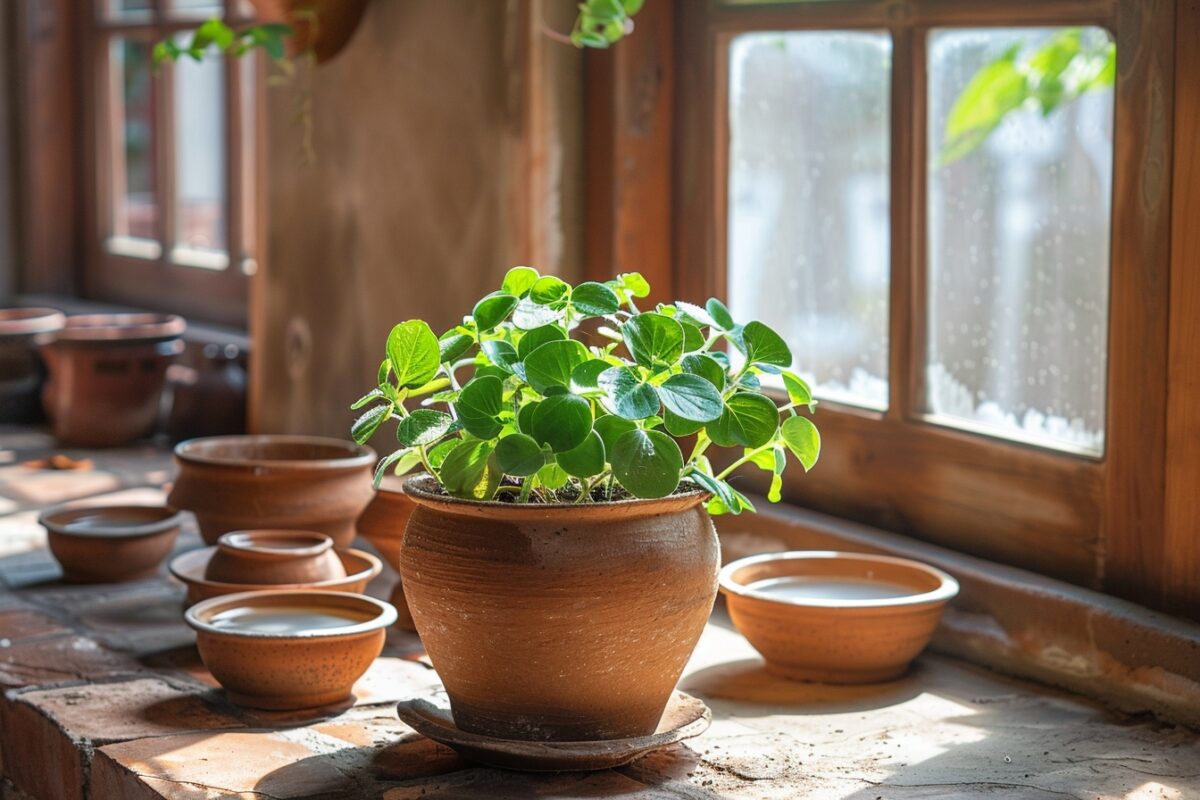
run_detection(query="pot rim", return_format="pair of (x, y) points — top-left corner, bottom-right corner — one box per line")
(39, 504), (184, 539)
(216, 529), (335, 558)
(174, 434), (375, 470)
(52, 313), (186, 344)
(170, 546), (381, 592)
(401, 473), (711, 520)
(185, 588), (397, 639)
(0, 307), (66, 337)
(718, 550), (960, 609)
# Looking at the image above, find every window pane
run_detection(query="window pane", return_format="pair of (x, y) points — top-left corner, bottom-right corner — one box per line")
(100, 0), (153, 21)
(727, 32), (891, 410)
(107, 38), (160, 255)
(925, 28), (1114, 455)
(165, 0), (224, 18)
(173, 48), (228, 268)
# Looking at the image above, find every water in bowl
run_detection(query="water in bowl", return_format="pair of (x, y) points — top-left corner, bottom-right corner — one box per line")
(209, 605), (367, 634)
(746, 575), (915, 602)
(62, 513), (157, 533)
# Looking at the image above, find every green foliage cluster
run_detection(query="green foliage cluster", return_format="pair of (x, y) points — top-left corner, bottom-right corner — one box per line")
(351, 270), (820, 514)
(569, 0), (645, 49)
(940, 28), (1115, 165)
(152, 18), (293, 64)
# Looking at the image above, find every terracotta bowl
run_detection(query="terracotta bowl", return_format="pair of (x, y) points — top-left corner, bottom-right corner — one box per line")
(356, 475), (417, 631)
(39, 504), (183, 583)
(205, 530), (347, 585)
(185, 589), (396, 710)
(170, 546), (381, 607)
(719, 551), (959, 684)
(0, 307), (64, 423)
(168, 435), (376, 547)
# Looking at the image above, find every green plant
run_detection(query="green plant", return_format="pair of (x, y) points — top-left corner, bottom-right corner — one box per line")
(152, 18), (293, 64)
(351, 269), (820, 514)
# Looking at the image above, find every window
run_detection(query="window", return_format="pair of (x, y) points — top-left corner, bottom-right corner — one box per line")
(673, 0), (1174, 597)
(85, 0), (260, 327)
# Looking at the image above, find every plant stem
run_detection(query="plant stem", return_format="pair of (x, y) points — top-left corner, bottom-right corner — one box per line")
(715, 442), (774, 481)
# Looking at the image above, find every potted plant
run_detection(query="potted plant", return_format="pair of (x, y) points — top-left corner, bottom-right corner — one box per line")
(352, 269), (820, 742)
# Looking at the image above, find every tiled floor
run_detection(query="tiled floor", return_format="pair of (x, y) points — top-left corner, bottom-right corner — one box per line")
(0, 425), (1198, 799)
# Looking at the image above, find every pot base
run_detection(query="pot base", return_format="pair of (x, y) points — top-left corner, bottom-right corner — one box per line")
(764, 662), (908, 685)
(224, 689), (355, 712)
(395, 689), (711, 772)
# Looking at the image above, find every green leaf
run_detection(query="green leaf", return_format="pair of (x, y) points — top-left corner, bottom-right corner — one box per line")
(512, 297), (563, 329)
(530, 276), (570, 305)
(781, 414), (821, 471)
(517, 324), (566, 360)
(427, 438), (458, 469)
(495, 433), (547, 477)
(395, 409), (454, 447)
(768, 472), (783, 503)
(351, 388), (385, 410)
(594, 414), (637, 454)
(556, 430), (606, 478)
(524, 340), (590, 395)
(681, 322), (705, 352)
(530, 393), (593, 452)
(598, 366), (660, 420)
(657, 374), (724, 422)
(373, 449), (420, 488)
(622, 313), (684, 368)
(610, 429), (683, 499)
(387, 321), (441, 390)
(517, 401), (539, 435)
(481, 340), (519, 373)
(502, 266), (540, 296)
(439, 333), (473, 364)
(351, 404), (390, 445)
(571, 281), (621, 316)
(705, 298), (735, 330)
(781, 371), (814, 408)
(740, 321), (793, 367)
(674, 300), (717, 329)
(617, 272), (651, 298)
(472, 292), (519, 331)
(941, 44), (1028, 165)
(664, 410), (704, 437)
(681, 353), (725, 391)
(456, 375), (504, 439)
(708, 392), (780, 448)
(408, 377), (451, 398)
(570, 359), (612, 392)
(689, 471), (740, 514)
(439, 440), (495, 499)
(537, 461), (570, 490)
(623, 0), (644, 13)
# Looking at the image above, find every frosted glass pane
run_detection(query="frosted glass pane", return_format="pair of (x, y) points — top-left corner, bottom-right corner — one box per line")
(107, 38), (159, 252)
(174, 47), (228, 266)
(926, 28), (1114, 455)
(727, 32), (891, 410)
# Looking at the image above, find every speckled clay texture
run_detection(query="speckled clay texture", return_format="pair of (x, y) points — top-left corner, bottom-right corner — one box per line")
(40, 505), (182, 583)
(170, 547), (380, 607)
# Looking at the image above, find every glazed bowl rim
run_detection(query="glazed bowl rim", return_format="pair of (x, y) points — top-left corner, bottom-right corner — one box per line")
(185, 589), (397, 639)
(0, 306), (66, 336)
(402, 473), (711, 513)
(174, 434), (375, 469)
(170, 546), (381, 592)
(39, 504), (185, 539)
(719, 550), (959, 609)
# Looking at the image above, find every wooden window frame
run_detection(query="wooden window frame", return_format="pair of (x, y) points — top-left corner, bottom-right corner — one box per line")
(80, 0), (260, 328)
(587, 0), (1188, 613)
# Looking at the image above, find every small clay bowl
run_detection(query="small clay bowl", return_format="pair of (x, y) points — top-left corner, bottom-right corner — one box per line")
(185, 589), (397, 710)
(205, 530), (347, 585)
(39, 504), (184, 583)
(168, 435), (375, 547)
(170, 546), (381, 607)
(719, 551), (959, 684)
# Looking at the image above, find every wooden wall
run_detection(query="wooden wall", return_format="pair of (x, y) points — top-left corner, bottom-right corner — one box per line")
(250, 0), (583, 436)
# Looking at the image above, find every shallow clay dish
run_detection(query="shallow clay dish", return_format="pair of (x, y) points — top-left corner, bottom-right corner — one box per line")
(171, 546), (380, 607)
(719, 551), (959, 684)
(39, 504), (183, 583)
(396, 690), (711, 772)
(205, 530), (347, 585)
(168, 435), (375, 546)
(186, 589), (396, 710)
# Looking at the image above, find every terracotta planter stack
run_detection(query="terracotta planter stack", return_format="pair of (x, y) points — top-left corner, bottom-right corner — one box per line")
(0, 308), (64, 423)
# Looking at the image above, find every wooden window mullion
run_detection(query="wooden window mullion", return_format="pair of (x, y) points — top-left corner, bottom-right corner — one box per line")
(889, 23), (917, 421)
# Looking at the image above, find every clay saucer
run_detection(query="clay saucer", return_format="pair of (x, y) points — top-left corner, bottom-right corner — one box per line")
(205, 530), (347, 585)
(39, 504), (183, 583)
(395, 689), (711, 772)
(170, 546), (381, 607)
(719, 550), (959, 684)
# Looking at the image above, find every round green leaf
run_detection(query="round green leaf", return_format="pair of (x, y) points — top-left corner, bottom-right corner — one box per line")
(610, 429), (683, 499)
(439, 440), (495, 499)
(556, 430), (606, 478)
(456, 375), (504, 439)
(496, 433), (547, 477)
(530, 276), (570, 305)
(472, 292), (519, 331)
(781, 414), (821, 471)
(571, 281), (621, 317)
(512, 297), (564, 330)
(438, 332), (473, 364)
(617, 272), (651, 298)
(517, 324), (567, 360)
(741, 321), (793, 367)
(621, 313), (684, 368)
(657, 374), (724, 422)
(664, 410), (704, 437)
(537, 462), (570, 490)
(705, 298), (735, 330)
(502, 266), (540, 296)
(598, 366), (660, 420)
(675, 300), (718, 329)
(681, 353), (725, 391)
(517, 400), (538, 435)
(781, 370), (814, 407)
(707, 392), (780, 448)
(351, 404), (390, 445)
(570, 359), (612, 392)
(395, 409), (454, 447)
(594, 414), (637, 454)
(481, 340), (519, 373)
(681, 322), (705, 352)
(386, 320), (441, 390)
(524, 340), (590, 395)
(530, 393), (593, 452)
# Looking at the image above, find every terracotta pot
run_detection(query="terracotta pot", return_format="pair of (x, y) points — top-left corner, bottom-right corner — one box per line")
(356, 475), (416, 631)
(205, 530), (347, 585)
(168, 435), (376, 547)
(40, 313), (185, 447)
(400, 474), (720, 742)
(719, 551), (959, 684)
(170, 546), (381, 607)
(186, 589), (396, 710)
(249, 0), (370, 63)
(39, 504), (183, 583)
(166, 342), (247, 440)
(0, 307), (64, 423)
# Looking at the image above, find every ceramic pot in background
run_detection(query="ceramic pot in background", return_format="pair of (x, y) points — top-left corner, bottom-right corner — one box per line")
(205, 530), (347, 585)
(355, 475), (416, 630)
(166, 342), (247, 441)
(0, 308), (64, 423)
(400, 475), (720, 742)
(40, 313), (185, 447)
(168, 435), (375, 547)
(39, 504), (183, 583)
(249, 0), (370, 62)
